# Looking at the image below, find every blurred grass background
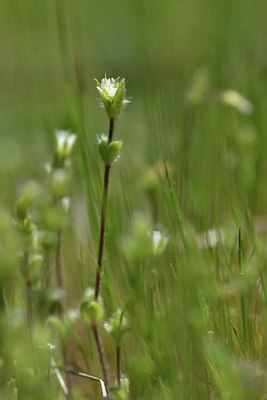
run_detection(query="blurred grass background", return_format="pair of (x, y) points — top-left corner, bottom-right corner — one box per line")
(1, 0), (267, 214)
(0, 0), (267, 399)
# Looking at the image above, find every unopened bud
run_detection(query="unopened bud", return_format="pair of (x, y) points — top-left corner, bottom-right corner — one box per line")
(54, 130), (77, 167)
(80, 301), (104, 325)
(98, 134), (122, 166)
(50, 169), (70, 200)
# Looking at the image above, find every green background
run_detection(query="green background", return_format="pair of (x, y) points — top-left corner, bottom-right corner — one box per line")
(0, 1), (267, 399)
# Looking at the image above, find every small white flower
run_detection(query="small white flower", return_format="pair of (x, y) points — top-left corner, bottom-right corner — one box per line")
(152, 230), (169, 255)
(95, 75), (128, 119)
(55, 130), (77, 158)
(96, 77), (118, 99)
(219, 90), (253, 115)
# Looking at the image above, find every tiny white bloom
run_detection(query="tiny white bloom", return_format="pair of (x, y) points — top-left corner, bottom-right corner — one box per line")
(96, 76), (118, 99)
(55, 129), (77, 158)
(219, 90), (253, 115)
(95, 75), (128, 118)
(152, 230), (162, 249)
(152, 230), (169, 255)
(67, 134), (77, 151)
(56, 130), (68, 151)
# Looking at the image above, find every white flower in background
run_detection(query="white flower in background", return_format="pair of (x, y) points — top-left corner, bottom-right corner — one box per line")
(55, 130), (77, 159)
(152, 230), (169, 256)
(218, 90), (253, 115)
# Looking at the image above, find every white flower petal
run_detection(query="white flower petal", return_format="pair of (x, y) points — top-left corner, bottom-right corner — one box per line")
(56, 130), (68, 150)
(67, 134), (77, 150)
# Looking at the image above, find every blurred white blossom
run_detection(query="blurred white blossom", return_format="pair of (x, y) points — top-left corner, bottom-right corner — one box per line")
(218, 90), (253, 114)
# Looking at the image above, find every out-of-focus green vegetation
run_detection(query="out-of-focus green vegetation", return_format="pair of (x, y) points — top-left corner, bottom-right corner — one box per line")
(0, 0), (267, 399)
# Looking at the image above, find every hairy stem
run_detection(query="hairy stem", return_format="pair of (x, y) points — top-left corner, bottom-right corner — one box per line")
(93, 118), (115, 393)
(94, 118), (114, 301)
(95, 164), (110, 300)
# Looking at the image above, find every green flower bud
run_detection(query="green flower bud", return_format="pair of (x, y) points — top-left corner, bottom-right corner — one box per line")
(96, 76), (129, 119)
(81, 287), (95, 303)
(48, 309), (78, 344)
(110, 377), (129, 400)
(17, 217), (36, 251)
(109, 386), (127, 400)
(80, 288), (104, 325)
(104, 309), (128, 346)
(48, 316), (67, 344)
(23, 217), (36, 235)
(40, 231), (57, 249)
(54, 130), (77, 168)
(16, 182), (41, 220)
(98, 134), (122, 166)
(80, 301), (104, 325)
(50, 169), (70, 200)
(38, 203), (67, 232)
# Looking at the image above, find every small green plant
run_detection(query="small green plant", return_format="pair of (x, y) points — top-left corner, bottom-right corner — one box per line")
(14, 129), (77, 398)
(11, 76), (130, 400)
(88, 76), (129, 397)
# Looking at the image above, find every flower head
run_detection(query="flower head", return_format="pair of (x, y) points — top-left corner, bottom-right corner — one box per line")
(54, 130), (77, 168)
(55, 130), (77, 157)
(96, 77), (118, 99)
(95, 76), (129, 119)
(151, 230), (169, 255)
(104, 309), (128, 345)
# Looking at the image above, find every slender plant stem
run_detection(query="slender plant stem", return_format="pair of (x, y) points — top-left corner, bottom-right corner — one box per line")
(116, 346), (121, 387)
(92, 325), (110, 389)
(95, 164), (110, 300)
(24, 251), (33, 333)
(92, 118), (115, 394)
(108, 118), (115, 142)
(56, 230), (63, 306)
(55, 229), (72, 399)
(94, 118), (114, 301)
(26, 279), (33, 331)
(238, 228), (247, 342)
(164, 162), (188, 252)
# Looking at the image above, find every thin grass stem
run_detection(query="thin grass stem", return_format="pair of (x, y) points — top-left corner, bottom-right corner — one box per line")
(230, 319), (247, 357)
(238, 228), (247, 342)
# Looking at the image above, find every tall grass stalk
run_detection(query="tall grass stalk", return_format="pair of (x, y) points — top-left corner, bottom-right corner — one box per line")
(238, 228), (248, 343)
